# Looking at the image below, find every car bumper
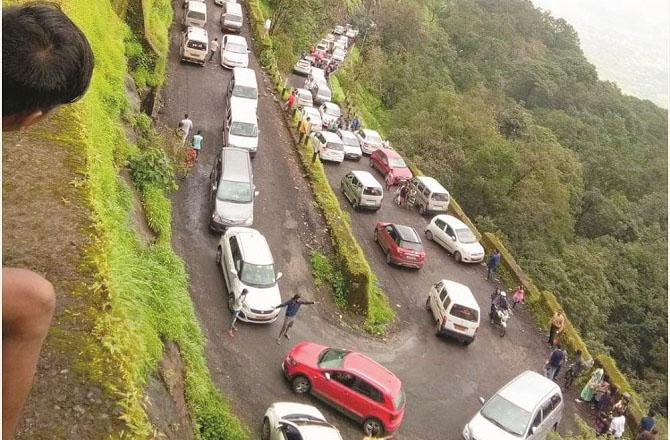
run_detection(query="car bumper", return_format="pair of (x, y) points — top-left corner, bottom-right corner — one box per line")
(437, 327), (476, 343)
(357, 200), (381, 210)
(361, 144), (380, 155)
(209, 217), (253, 232)
(462, 255), (484, 263)
(390, 255), (424, 269)
(221, 58), (247, 69)
(181, 55), (206, 65)
(344, 152), (362, 160)
(239, 309), (280, 323)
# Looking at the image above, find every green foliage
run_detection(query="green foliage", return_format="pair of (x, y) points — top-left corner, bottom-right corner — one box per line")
(128, 147), (177, 191)
(310, 251), (347, 308)
(141, 183), (171, 241)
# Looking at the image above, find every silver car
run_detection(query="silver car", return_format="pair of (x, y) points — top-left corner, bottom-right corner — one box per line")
(209, 147), (257, 231)
(293, 56), (313, 76)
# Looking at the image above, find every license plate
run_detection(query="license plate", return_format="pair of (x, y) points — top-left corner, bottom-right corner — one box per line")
(406, 255), (416, 260)
(454, 324), (467, 331)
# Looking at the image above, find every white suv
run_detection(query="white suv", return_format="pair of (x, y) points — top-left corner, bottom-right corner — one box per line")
(216, 228), (283, 323)
(424, 215), (485, 263)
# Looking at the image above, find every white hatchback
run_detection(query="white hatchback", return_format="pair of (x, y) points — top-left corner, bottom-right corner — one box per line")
(424, 215), (485, 263)
(262, 402), (343, 440)
(300, 106), (322, 132)
(220, 34), (249, 68)
(216, 228), (283, 323)
(426, 279), (480, 344)
(310, 131), (344, 163)
(355, 128), (384, 154)
(319, 102), (341, 128)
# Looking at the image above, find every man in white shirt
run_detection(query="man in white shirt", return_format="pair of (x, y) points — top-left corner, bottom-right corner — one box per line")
(177, 113), (193, 145)
(228, 289), (248, 337)
(609, 411), (626, 439)
(208, 37), (219, 62)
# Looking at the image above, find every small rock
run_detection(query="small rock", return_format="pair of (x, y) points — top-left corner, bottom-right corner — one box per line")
(74, 405), (85, 414)
(59, 369), (68, 374)
(395, 304), (402, 308)
(54, 405), (61, 410)
(87, 391), (94, 399)
(99, 414), (109, 420)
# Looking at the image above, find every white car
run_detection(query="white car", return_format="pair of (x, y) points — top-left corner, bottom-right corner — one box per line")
(220, 34), (249, 68)
(216, 228), (283, 323)
(293, 57), (313, 76)
(310, 131), (344, 163)
(424, 215), (485, 263)
(262, 402), (343, 440)
(355, 128), (384, 154)
(333, 25), (346, 35)
(337, 129), (362, 160)
(295, 88), (314, 108)
(300, 106), (322, 132)
(319, 102), (341, 128)
(332, 47), (346, 63)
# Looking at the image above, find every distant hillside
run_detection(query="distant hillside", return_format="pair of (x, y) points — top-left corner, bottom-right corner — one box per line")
(532, 0), (669, 107)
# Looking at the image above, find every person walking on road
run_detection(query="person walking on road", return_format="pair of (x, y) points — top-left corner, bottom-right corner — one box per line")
(178, 113), (193, 145)
(208, 37), (219, 62)
(275, 294), (315, 344)
(285, 89), (296, 112)
(298, 116), (310, 144)
(543, 345), (565, 381)
(228, 289), (248, 337)
(547, 310), (565, 347)
(191, 129), (203, 160)
(486, 249), (500, 280)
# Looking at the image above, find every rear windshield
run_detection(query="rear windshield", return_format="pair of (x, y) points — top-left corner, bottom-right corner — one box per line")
(450, 304), (479, 322)
(233, 85), (258, 100)
(187, 11), (206, 21)
(389, 157), (407, 168)
(186, 40), (206, 50)
(363, 187), (382, 196)
(326, 142), (343, 151)
(324, 106), (340, 117)
(393, 389), (405, 410)
(431, 192), (449, 202)
(400, 240), (423, 252)
(225, 14), (242, 22)
(226, 42), (247, 54)
(367, 133), (382, 144)
(230, 121), (258, 137)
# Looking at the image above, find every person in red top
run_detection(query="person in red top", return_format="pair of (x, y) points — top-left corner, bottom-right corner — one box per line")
(285, 89), (296, 112)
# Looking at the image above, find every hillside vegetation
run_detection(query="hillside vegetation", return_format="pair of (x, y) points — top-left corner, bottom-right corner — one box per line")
(266, 0), (668, 414)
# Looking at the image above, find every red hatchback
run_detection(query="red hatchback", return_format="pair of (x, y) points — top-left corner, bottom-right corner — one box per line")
(282, 341), (406, 436)
(369, 148), (413, 185)
(374, 222), (425, 269)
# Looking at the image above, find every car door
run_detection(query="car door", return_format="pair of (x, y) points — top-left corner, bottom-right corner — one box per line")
(209, 157), (220, 213)
(439, 288), (450, 324)
(314, 370), (359, 418)
(535, 394), (562, 438)
(382, 225), (396, 255)
(225, 235), (242, 295)
(346, 175), (358, 203)
(429, 281), (444, 321)
(379, 152), (390, 175)
(443, 224), (457, 253)
(350, 376), (386, 420)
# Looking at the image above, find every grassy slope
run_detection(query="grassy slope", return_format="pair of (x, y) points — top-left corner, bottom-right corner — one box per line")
(3, 0), (248, 438)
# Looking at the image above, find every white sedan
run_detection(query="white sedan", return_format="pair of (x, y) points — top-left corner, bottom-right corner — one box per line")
(220, 34), (249, 68)
(424, 215), (485, 263)
(262, 402), (343, 440)
(300, 106), (322, 132)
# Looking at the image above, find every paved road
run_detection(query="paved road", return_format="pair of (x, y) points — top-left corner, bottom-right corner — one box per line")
(162, 1), (580, 438)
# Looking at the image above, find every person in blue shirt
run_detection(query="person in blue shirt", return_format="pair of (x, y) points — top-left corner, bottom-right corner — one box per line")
(191, 129), (203, 160)
(275, 294), (315, 344)
(638, 410), (656, 434)
(486, 249), (501, 281)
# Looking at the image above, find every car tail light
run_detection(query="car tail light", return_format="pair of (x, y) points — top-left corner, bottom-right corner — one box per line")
(442, 316), (448, 329)
(286, 356), (297, 367)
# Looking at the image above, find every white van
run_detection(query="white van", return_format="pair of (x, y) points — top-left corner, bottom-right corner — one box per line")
(223, 101), (259, 157)
(183, 1), (207, 28)
(220, 2), (243, 32)
(309, 79), (332, 105)
(340, 170), (383, 210)
(227, 67), (258, 109)
(408, 175), (450, 215)
(179, 27), (208, 65)
(310, 131), (344, 163)
(463, 371), (564, 440)
(426, 279), (480, 344)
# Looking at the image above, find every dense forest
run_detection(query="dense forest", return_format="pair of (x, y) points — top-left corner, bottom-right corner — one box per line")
(265, 0), (668, 413)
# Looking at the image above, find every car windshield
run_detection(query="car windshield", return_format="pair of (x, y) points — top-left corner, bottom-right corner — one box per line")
(389, 157), (407, 168)
(326, 142), (344, 151)
(400, 240), (423, 252)
(431, 192), (449, 202)
(480, 394), (531, 437)
(317, 348), (348, 369)
(186, 40), (206, 50)
(367, 133), (382, 144)
(455, 228), (477, 244)
(188, 11), (206, 21)
(240, 262), (275, 287)
(450, 304), (479, 322)
(284, 414), (323, 423)
(226, 42), (247, 54)
(340, 134), (359, 147)
(324, 106), (340, 117)
(227, 14), (242, 22)
(363, 187), (382, 196)
(216, 180), (252, 203)
(233, 85), (257, 99)
(230, 121), (257, 137)
(393, 388), (405, 410)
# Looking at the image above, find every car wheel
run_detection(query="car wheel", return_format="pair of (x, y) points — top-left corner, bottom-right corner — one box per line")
(261, 417), (271, 440)
(227, 292), (235, 312)
(291, 375), (311, 395)
(419, 204), (426, 215)
(340, 182), (345, 193)
(500, 326), (506, 337)
(463, 338), (473, 346)
(368, 158), (374, 168)
(216, 246), (222, 265)
(385, 250), (392, 265)
(454, 252), (462, 263)
(353, 200), (359, 210)
(425, 296), (431, 311)
(363, 418), (384, 436)
(425, 230), (434, 241)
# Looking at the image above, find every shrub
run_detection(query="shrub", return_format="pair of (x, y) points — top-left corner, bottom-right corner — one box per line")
(128, 147), (176, 191)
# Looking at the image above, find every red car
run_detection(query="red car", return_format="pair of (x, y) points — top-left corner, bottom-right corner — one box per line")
(374, 222), (425, 269)
(369, 148), (413, 185)
(282, 341), (406, 436)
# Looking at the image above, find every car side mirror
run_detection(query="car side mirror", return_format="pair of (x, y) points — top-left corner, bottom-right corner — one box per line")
(324, 372), (331, 380)
(235, 261), (241, 272)
(450, 235), (456, 241)
(479, 397), (486, 405)
(254, 190), (260, 196)
(531, 427), (538, 434)
(276, 272), (283, 281)
(247, 49), (251, 53)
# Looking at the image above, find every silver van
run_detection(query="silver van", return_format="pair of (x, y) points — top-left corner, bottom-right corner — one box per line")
(220, 2), (243, 32)
(340, 170), (383, 210)
(227, 67), (258, 109)
(209, 147), (257, 232)
(183, 1), (207, 28)
(223, 101), (259, 156)
(408, 175), (450, 215)
(309, 79), (332, 105)
(463, 371), (563, 440)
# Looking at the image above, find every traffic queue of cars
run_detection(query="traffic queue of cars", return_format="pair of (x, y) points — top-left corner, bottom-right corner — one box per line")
(177, 5), (564, 437)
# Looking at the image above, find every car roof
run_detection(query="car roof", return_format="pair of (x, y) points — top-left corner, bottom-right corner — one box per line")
(322, 102), (340, 110)
(343, 352), (402, 397)
(319, 131), (342, 143)
(376, 148), (401, 159)
(234, 228), (274, 265)
(414, 175), (448, 193)
(187, 1), (206, 12)
(303, 106), (320, 117)
(440, 279), (480, 310)
(229, 102), (257, 122)
(498, 371), (561, 413)
(350, 171), (381, 188)
(434, 214), (470, 230)
(225, 34), (247, 45)
(361, 128), (381, 138)
(225, 1), (242, 12)
(220, 148), (251, 181)
(232, 67), (256, 86)
(296, 88), (311, 97)
(186, 26), (208, 41)
(394, 224), (421, 243)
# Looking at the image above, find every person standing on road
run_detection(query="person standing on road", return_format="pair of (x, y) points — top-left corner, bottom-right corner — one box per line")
(285, 89), (296, 112)
(178, 113), (193, 145)
(543, 345), (565, 381)
(350, 114), (360, 131)
(547, 310), (565, 347)
(208, 37), (219, 62)
(3, 4), (94, 438)
(554, 345), (568, 380)
(298, 116), (310, 144)
(511, 285), (525, 309)
(384, 172), (394, 191)
(191, 129), (203, 160)
(486, 249), (501, 280)
(275, 294), (315, 344)
(228, 289), (248, 337)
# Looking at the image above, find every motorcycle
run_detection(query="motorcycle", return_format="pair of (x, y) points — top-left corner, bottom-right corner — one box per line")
(489, 304), (509, 337)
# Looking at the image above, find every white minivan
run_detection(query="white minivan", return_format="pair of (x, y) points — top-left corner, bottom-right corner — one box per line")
(424, 215), (485, 263)
(183, 1), (207, 28)
(408, 175), (450, 215)
(340, 170), (383, 210)
(223, 101), (259, 156)
(220, 2), (243, 32)
(463, 371), (564, 440)
(227, 67), (258, 109)
(310, 131), (344, 163)
(179, 26), (208, 65)
(426, 279), (480, 344)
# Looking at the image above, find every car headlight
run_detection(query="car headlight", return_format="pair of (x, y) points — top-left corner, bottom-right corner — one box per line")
(462, 424), (471, 440)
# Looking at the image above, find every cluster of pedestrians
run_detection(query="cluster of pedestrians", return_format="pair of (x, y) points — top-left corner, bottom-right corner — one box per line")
(176, 113), (203, 165)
